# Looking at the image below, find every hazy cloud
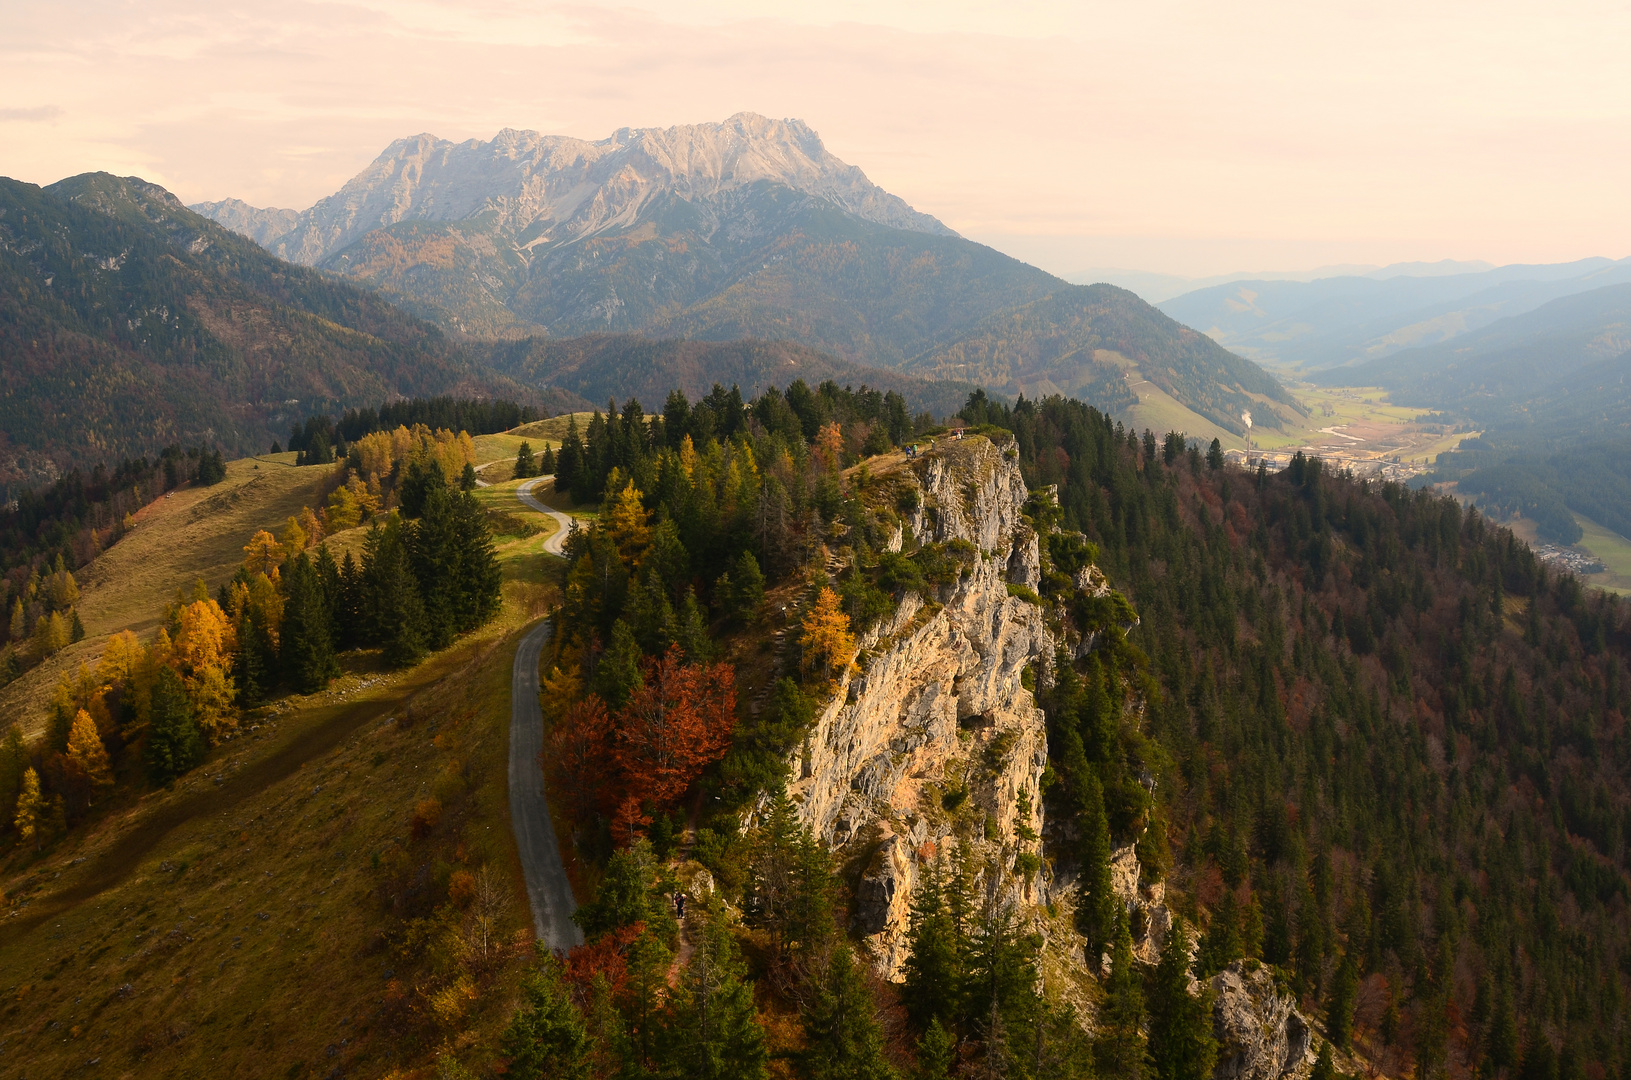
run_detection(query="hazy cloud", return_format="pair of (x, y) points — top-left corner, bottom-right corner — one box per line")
(0, 105), (63, 122)
(0, 1), (1626, 276)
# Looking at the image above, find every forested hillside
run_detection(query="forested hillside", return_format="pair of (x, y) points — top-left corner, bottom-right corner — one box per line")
(982, 396), (1631, 1077)
(905, 285), (1301, 435)
(0, 174), (515, 497)
(477, 334), (972, 420)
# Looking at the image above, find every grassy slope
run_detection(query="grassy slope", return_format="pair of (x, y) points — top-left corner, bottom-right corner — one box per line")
(1573, 512), (1631, 595)
(0, 461), (573, 1078)
(0, 457), (345, 740)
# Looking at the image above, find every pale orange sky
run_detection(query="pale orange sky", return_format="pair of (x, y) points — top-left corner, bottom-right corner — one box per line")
(2, 0), (1627, 277)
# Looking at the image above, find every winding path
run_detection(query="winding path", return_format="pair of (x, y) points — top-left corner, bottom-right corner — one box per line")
(518, 477), (576, 555)
(508, 475), (583, 951)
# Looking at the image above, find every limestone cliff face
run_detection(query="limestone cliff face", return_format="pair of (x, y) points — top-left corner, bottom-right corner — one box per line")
(786, 437), (1054, 977)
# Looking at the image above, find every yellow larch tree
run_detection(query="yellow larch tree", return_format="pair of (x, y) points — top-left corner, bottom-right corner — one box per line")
(242, 530), (283, 579)
(800, 586), (857, 682)
(66, 709), (113, 790)
(14, 766), (42, 847)
(172, 599), (237, 737)
(605, 480), (653, 566)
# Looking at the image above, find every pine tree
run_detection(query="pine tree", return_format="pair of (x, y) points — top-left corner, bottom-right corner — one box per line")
(0, 725), (25, 828)
(145, 666), (204, 784)
(913, 1019), (956, 1080)
(1095, 918), (1145, 1080)
(556, 415), (583, 495)
(662, 899), (770, 1080)
(14, 766), (43, 847)
(728, 550), (765, 622)
(1327, 952), (1359, 1050)
(798, 945), (897, 1080)
(500, 953), (593, 1080)
(595, 620), (645, 708)
(449, 490), (502, 632)
(410, 485), (461, 649)
(1076, 768), (1117, 961)
(515, 441), (537, 480)
(281, 553), (340, 693)
(1146, 920), (1217, 1080)
(902, 857), (962, 1033)
(364, 520), (427, 666)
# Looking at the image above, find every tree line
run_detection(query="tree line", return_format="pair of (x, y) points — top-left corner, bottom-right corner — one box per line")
(1, 454), (501, 851)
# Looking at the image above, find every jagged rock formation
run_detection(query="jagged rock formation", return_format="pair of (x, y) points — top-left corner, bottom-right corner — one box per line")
(1210, 961), (1316, 1080)
(196, 113), (953, 268)
(787, 436), (1055, 976)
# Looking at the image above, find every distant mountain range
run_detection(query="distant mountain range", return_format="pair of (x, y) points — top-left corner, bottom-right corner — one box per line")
(1158, 257), (1631, 373)
(192, 114), (1299, 438)
(0, 173), (511, 496)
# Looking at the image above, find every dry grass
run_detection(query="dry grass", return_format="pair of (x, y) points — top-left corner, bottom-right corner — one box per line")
(0, 488), (567, 1077)
(0, 457), (342, 740)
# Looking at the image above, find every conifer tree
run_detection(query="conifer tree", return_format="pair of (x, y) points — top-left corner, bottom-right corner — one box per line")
(662, 898), (770, 1080)
(335, 550), (365, 650)
(363, 520), (427, 666)
(449, 489), (502, 632)
(14, 766), (42, 847)
(145, 666), (204, 784)
(1310, 1043), (1336, 1080)
(8, 597), (25, 644)
(556, 415), (583, 495)
(1095, 918), (1145, 1079)
(1327, 952), (1360, 1050)
(540, 443), (557, 475)
(460, 462), (477, 491)
(281, 553), (339, 692)
(595, 620), (645, 708)
(515, 441), (536, 480)
(315, 545), (344, 644)
(1076, 767), (1117, 961)
(728, 550), (765, 622)
(903, 857), (963, 1033)
(70, 609), (85, 643)
(1146, 920), (1217, 1080)
(913, 1019), (956, 1080)
(410, 484), (461, 649)
(0, 725), (25, 827)
(501, 953), (593, 1080)
(798, 944), (897, 1080)
(65, 709), (114, 797)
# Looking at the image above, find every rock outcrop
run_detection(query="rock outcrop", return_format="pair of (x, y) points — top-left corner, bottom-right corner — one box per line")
(1210, 961), (1315, 1080)
(785, 436), (1056, 977)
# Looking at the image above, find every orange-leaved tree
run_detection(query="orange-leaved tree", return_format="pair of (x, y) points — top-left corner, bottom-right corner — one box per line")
(609, 645), (736, 843)
(544, 693), (613, 826)
(171, 599), (237, 737)
(800, 586), (857, 682)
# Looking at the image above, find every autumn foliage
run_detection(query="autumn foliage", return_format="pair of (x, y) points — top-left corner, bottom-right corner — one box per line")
(544, 645), (737, 846)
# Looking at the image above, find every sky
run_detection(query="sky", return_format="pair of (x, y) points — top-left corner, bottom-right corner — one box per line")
(2, 0), (1628, 279)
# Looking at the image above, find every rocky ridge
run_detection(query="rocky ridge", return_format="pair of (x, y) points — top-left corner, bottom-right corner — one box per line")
(782, 434), (1318, 1080)
(786, 435), (1054, 976)
(195, 113), (953, 268)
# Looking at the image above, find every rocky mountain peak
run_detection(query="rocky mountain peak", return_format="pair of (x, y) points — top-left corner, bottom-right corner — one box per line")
(194, 113), (953, 267)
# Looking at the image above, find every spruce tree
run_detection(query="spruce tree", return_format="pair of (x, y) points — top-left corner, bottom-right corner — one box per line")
(280, 553), (340, 693)
(902, 857), (962, 1033)
(363, 520), (427, 666)
(409, 485), (460, 649)
(1146, 920), (1217, 1080)
(1076, 767), (1117, 961)
(555, 415), (583, 495)
(540, 443), (557, 475)
(1095, 918), (1145, 1080)
(146, 666), (204, 784)
(500, 953), (593, 1080)
(335, 550), (365, 650)
(594, 620), (644, 708)
(913, 1019), (956, 1080)
(662, 899), (770, 1080)
(514, 441), (536, 480)
(450, 490), (502, 632)
(797, 945), (897, 1080)
(1327, 952), (1360, 1050)
(730, 550), (766, 622)
(315, 544), (344, 647)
